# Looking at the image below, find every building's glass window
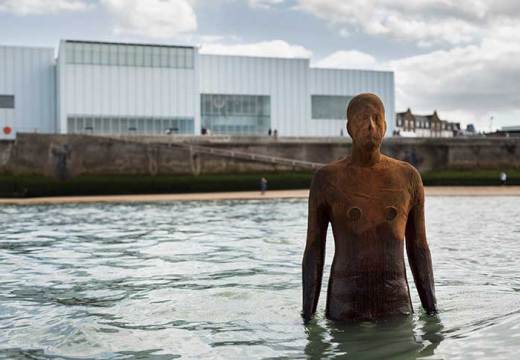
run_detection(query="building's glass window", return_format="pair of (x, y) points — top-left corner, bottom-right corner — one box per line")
(102, 118), (110, 133)
(108, 45), (118, 65)
(0, 95), (15, 109)
(136, 118), (144, 133)
(177, 48), (186, 68)
(67, 115), (194, 135)
(142, 46), (151, 67)
(201, 94), (271, 135)
(168, 48), (178, 68)
(93, 117), (101, 133)
(83, 43), (93, 64)
(100, 44), (110, 65)
(72, 42), (83, 63)
(65, 42), (194, 69)
(135, 46), (144, 66)
(66, 44), (75, 63)
(127, 45), (136, 67)
(118, 45), (128, 67)
(311, 95), (352, 120)
(84, 117), (93, 133)
(91, 43), (101, 65)
(152, 47), (161, 67)
(160, 47), (169, 67)
(185, 48), (193, 68)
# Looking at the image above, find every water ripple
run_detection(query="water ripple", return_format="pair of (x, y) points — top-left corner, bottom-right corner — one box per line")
(0, 197), (519, 359)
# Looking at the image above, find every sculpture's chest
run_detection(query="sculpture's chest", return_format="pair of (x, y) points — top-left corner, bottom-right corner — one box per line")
(326, 172), (412, 233)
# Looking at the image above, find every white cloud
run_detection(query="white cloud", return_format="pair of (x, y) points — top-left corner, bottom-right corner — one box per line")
(315, 50), (385, 70)
(297, 0), (520, 128)
(200, 40), (312, 58)
(315, 19), (520, 128)
(248, 0), (285, 9)
(197, 35), (226, 43)
(390, 25), (520, 116)
(295, 0), (520, 47)
(0, 0), (90, 15)
(389, 21), (520, 127)
(100, 0), (197, 39)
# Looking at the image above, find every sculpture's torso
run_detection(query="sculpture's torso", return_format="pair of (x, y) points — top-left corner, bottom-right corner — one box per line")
(319, 155), (417, 321)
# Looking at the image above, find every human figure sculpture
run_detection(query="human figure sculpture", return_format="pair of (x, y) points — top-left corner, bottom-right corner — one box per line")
(302, 93), (437, 323)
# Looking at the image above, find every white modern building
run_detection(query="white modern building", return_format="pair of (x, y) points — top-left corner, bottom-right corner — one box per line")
(1, 40), (395, 139)
(0, 46), (56, 139)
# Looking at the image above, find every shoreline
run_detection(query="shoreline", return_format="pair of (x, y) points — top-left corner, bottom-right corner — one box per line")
(1, 186), (520, 205)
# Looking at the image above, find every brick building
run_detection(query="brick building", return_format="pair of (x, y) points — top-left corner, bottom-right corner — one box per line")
(395, 109), (460, 137)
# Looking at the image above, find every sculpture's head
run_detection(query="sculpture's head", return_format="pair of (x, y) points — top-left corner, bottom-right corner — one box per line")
(346, 93), (386, 150)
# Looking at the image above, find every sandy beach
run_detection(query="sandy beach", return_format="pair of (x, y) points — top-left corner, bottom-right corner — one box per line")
(0, 186), (519, 205)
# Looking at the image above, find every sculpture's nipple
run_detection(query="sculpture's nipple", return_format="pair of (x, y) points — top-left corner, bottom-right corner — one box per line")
(385, 206), (398, 221)
(348, 207), (362, 221)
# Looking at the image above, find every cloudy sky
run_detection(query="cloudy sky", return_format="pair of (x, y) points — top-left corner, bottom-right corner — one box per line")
(2, 0), (520, 130)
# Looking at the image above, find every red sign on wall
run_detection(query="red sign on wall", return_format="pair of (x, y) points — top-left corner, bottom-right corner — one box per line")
(3, 126), (12, 135)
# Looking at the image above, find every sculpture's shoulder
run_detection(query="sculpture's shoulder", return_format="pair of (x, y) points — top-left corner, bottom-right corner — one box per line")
(381, 155), (423, 205)
(310, 158), (346, 194)
(380, 155), (421, 184)
(313, 158), (346, 181)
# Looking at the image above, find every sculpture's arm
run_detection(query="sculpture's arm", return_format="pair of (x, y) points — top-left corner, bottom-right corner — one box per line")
(302, 171), (329, 323)
(405, 171), (438, 314)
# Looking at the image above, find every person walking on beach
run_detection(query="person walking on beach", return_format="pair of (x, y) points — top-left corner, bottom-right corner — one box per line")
(500, 171), (507, 185)
(260, 177), (268, 195)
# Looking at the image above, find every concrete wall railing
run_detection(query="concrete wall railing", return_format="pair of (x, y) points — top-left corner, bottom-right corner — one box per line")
(1, 134), (519, 177)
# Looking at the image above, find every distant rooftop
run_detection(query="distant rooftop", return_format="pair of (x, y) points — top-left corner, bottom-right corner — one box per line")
(501, 126), (520, 131)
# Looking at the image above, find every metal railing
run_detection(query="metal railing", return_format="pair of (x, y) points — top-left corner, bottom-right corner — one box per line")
(171, 142), (325, 170)
(102, 134), (326, 170)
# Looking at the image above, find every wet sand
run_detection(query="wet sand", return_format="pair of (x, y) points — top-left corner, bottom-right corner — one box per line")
(0, 186), (519, 205)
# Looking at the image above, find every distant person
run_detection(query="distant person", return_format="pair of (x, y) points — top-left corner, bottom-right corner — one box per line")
(260, 177), (268, 195)
(201, 127), (207, 135)
(268, 128), (272, 136)
(500, 171), (507, 185)
(273, 129), (278, 139)
(340, 129), (344, 137)
(410, 150), (418, 168)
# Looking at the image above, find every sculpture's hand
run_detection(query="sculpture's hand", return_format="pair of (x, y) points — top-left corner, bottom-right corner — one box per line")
(302, 170), (329, 322)
(405, 169), (438, 314)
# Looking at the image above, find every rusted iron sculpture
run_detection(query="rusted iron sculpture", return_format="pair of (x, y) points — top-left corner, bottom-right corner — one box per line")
(302, 93), (437, 322)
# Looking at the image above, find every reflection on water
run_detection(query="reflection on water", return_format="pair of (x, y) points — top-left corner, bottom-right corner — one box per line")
(305, 315), (444, 360)
(0, 197), (519, 359)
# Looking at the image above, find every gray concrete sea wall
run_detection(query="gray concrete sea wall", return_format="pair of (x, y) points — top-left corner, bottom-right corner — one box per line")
(1, 134), (519, 177)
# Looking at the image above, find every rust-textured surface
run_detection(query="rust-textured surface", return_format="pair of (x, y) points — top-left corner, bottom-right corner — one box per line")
(302, 93), (437, 322)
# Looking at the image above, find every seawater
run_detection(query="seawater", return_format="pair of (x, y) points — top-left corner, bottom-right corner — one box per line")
(0, 197), (519, 359)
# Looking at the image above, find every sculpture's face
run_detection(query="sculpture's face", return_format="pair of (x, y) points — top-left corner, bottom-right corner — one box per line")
(347, 103), (386, 149)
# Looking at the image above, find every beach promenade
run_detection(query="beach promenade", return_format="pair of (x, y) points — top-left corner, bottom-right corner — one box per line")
(1, 186), (519, 205)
